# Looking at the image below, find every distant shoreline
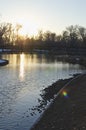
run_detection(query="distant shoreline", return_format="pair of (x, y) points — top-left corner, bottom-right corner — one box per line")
(0, 48), (86, 55)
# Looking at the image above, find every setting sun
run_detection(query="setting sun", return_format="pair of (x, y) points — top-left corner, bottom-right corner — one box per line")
(16, 19), (39, 37)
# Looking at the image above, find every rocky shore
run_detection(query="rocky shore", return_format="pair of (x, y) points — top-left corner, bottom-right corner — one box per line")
(31, 74), (86, 130)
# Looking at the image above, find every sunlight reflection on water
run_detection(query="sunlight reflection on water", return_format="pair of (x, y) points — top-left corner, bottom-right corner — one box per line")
(0, 54), (85, 130)
(19, 54), (25, 81)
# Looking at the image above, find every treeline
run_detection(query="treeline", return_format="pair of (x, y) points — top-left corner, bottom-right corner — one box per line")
(0, 22), (86, 54)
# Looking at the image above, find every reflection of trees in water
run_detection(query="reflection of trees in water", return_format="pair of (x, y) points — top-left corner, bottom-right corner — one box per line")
(2, 53), (86, 67)
(1, 54), (64, 66)
(33, 54), (55, 64)
(33, 54), (86, 66)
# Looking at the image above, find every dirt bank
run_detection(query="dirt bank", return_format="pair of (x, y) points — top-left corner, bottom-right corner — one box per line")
(31, 74), (86, 130)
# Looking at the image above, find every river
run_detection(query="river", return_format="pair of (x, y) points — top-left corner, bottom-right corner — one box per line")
(0, 54), (85, 130)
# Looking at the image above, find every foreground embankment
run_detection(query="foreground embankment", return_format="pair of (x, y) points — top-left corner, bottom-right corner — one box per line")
(31, 74), (86, 130)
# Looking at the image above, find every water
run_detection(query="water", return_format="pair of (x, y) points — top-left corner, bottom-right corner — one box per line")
(0, 54), (85, 130)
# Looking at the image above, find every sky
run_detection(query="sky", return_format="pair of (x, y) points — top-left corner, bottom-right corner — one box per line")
(0, 0), (86, 36)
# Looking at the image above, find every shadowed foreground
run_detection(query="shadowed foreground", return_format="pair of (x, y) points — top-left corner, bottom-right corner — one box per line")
(31, 74), (86, 130)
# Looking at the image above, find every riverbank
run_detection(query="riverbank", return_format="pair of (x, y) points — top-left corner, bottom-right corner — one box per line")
(31, 74), (86, 130)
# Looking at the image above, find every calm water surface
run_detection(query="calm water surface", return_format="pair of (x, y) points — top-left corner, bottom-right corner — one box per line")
(0, 54), (85, 130)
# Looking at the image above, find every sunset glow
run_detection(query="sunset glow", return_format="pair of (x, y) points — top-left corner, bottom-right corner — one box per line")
(13, 17), (39, 37)
(19, 22), (39, 36)
(0, 0), (86, 35)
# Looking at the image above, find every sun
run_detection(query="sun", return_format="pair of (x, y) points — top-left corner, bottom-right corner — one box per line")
(17, 20), (39, 37)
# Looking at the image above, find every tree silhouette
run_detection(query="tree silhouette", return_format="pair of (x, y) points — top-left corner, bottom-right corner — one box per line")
(15, 24), (22, 44)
